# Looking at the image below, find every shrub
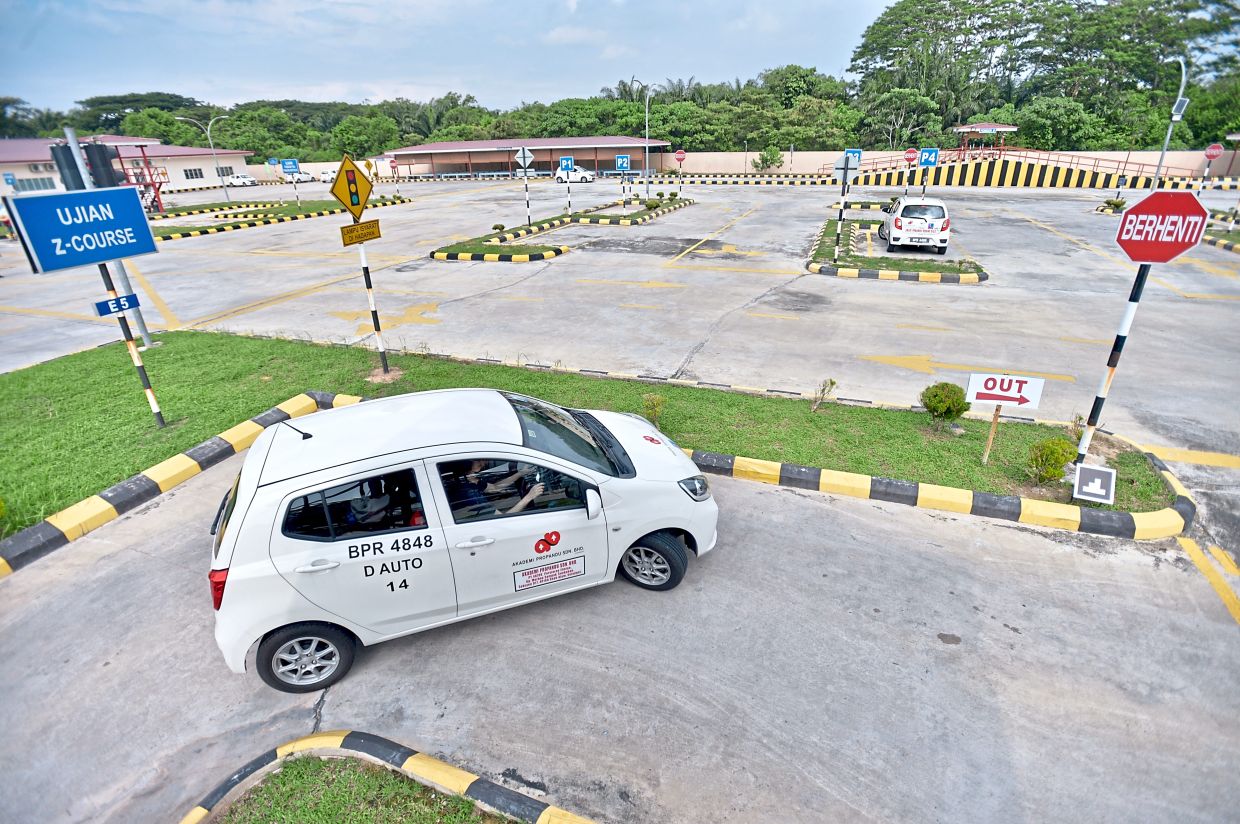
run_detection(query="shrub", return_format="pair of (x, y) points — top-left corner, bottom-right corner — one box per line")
(920, 382), (970, 424)
(644, 199), (661, 211)
(752, 144), (784, 171)
(668, 191), (679, 201)
(811, 378), (838, 412)
(642, 393), (666, 428)
(491, 223), (505, 232)
(1104, 198), (1127, 211)
(656, 191), (664, 198)
(1027, 437), (1077, 484)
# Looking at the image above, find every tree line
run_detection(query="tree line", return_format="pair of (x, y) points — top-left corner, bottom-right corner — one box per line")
(1, 0), (1234, 161)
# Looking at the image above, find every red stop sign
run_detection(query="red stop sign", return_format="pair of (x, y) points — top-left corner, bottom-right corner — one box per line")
(904, 148), (918, 163)
(675, 149), (686, 163)
(389, 158), (398, 168)
(1205, 143), (1224, 160)
(1115, 192), (1208, 264)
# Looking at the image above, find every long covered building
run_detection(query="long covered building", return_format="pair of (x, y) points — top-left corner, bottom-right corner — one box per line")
(387, 136), (670, 178)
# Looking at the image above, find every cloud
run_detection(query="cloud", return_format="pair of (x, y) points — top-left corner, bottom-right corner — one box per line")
(600, 44), (632, 60)
(567, 0), (578, 11)
(728, 3), (780, 33)
(543, 25), (594, 45)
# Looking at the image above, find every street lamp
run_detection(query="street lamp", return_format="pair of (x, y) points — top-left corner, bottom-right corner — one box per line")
(634, 79), (654, 197)
(1151, 56), (1188, 189)
(176, 114), (231, 202)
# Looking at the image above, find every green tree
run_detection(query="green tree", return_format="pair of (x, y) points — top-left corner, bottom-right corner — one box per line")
(119, 108), (200, 146)
(862, 88), (941, 149)
(1013, 96), (1106, 150)
(329, 114), (400, 157)
(752, 145), (784, 171)
(72, 92), (203, 132)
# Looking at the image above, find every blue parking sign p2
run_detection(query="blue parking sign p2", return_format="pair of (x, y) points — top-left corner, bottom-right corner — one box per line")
(918, 148), (940, 167)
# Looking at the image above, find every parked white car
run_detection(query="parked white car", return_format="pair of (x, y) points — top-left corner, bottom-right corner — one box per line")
(554, 166), (595, 184)
(285, 171), (315, 184)
(318, 169), (336, 183)
(209, 389), (718, 692)
(223, 173), (258, 187)
(877, 196), (951, 254)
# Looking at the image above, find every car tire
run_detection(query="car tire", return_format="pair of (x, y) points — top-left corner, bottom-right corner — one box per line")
(257, 622), (356, 693)
(936, 246), (947, 255)
(887, 242), (898, 253)
(619, 532), (688, 591)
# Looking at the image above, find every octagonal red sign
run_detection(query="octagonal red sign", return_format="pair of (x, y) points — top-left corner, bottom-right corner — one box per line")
(1115, 191), (1208, 264)
(1205, 143), (1224, 160)
(675, 149), (686, 163)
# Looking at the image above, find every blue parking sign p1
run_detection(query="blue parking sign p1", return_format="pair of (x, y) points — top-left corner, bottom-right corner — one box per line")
(281, 158), (300, 174)
(845, 148), (863, 165)
(615, 154), (630, 171)
(3, 187), (158, 274)
(918, 148), (940, 167)
(559, 156), (574, 172)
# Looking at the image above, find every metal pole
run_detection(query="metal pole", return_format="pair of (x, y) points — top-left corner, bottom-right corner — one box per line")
(1076, 58), (1186, 465)
(207, 127), (228, 203)
(644, 88), (651, 199)
(524, 168), (531, 226)
(97, 263), (165, 427)
(567, 177), (572, 215)
(982, 404), (1002, 465)
(833, 157), (850, 266)
(790, 144), (794, 173)
(357, 242), (389, 374)
(64, 128), (153, 347)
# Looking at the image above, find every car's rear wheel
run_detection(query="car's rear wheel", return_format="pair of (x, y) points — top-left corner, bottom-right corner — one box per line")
(936, 246), (947, 255)
(257, 623), (355, 693)
(887, 242), (898, 253)
(620, 532), (687, 591)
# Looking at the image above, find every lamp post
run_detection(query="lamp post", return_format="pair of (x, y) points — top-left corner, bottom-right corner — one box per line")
(176, 115), (231, 202)
(1151, 57), (1188, 190)
(633, 79), (653, 198)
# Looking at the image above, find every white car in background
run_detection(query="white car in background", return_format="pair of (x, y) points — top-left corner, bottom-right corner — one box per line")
(209, 389), (718, 692)
(223, 173), (258, 187)
(285, 171), (315, 184)
(554, 166), (595, 183)
(318, 169), (336, 183)
(878, 196), (951, 254)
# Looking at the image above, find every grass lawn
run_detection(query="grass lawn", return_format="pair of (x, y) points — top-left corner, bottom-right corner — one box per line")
(0, 331), (1170, 539)
(219, 757), (503, 824)
(1206, 227), (1240, 244)
(149, 198), (409, 238)
(810, 220), (984, 274)
(435, 211), (576, 256)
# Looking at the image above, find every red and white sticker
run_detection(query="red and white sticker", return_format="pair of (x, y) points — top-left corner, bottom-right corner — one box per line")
(514, 556), (585, 591)
(643, 435), (662, 444)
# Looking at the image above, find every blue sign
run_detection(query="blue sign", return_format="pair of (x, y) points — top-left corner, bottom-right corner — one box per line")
(615, 154), (630, 171)
(280, 158), (300, 174)
(918, 148), (940, 167)
(267, 157), (279, 166)
(93, 293), (140, 317)
(3, 172), (14, 185)
(3, 187), (157, 274)
(844, 148), (863, 165)
(559, 156), (574, 172)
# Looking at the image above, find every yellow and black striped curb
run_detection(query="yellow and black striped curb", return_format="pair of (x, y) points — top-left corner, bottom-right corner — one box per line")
(208, 212), (282, 220)
(178, 729), (593, 824)
(570, 198), (695, 225)
(636, 176), (837, 186)
(850, 160), (1239, 190)
(149, 203), (282, 220)
(432, 246), (569, 262)
(1208, 210), (1237, 223)
(1094, 206), (1122, 215)
(829, 202), (888, 211)
(1203, 235), (1237, 254)
(153, 197), (411, 241)
(806, 217), (985, 284)
(687, 447), (1194, 540)
(0, 390), (358, 579)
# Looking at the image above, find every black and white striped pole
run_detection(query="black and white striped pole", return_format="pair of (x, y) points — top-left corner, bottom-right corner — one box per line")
(523, 168), (531, 226)
(833, 155), (851, 266)
(97, 262), (165, 428)
(357, 239), (389, 375)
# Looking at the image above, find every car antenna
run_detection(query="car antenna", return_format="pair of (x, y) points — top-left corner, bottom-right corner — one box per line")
(281, 421), (313, 440)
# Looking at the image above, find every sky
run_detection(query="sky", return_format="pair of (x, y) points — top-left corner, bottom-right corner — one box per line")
(2, 0), (892, 111)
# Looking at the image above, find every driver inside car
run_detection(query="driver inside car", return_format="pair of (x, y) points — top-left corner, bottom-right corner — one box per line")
(447, 459), (544, 520)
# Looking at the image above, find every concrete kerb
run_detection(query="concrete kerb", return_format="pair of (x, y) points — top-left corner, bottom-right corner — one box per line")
(149, 203), (283, 221)
(805, 216), (988, 284)
(177, 729), (594, 824)
(153, 197), (413, 242)
(0, 363), (1195, 580)
(568, 197), (695, 226)
(1203, 235), (1238, 254)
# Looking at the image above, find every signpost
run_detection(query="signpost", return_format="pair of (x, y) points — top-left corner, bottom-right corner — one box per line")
(917, 147), (939, 196)
(904, 147), (917, 194)
(330, 155), (388, 374)
(1075, 190), (1208, 465)
(3, 187), (165, 427)
(674, 149), (686, 195)
(560, 156), (574, 213)
(281, 158), (302, 207)
(615, 154), (630, 214)
(831, 154), (857, 266)
(3, 172), (15, 186)
(93, 293), (140, 317)
(389, 158), (401, 197)
(1073, 464), (1117, 505)
(965, 373), (1046, 464)
(514, 147), (535, 226)
(1204, 143), (1224, 187)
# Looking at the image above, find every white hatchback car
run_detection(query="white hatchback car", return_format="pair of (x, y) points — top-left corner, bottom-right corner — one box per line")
(877, 196), (951, 254)
(318, 169), (336, 183)
(554, 166), (595, 183)
(209, 389), (718, 692)
(223, 173), (258, 187)
(285, 171), (315, 183)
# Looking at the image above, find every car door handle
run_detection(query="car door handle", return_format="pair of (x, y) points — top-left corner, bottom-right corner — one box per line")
(295, 560), (340, 573)
(455, 537), (494, 549)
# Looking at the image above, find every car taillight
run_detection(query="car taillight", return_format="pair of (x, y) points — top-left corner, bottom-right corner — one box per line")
(209, 568), (229, 610)
(942, 218), (950, 230)
(894, 217), (902, 229)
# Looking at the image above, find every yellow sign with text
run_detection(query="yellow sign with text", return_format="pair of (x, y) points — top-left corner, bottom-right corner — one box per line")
(341, 219), (381, 247)
(331, 155), (373, 222)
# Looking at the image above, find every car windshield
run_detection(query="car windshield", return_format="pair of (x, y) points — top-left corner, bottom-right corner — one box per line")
(502, 392), (616, 475)
(901, 204), (946, 220)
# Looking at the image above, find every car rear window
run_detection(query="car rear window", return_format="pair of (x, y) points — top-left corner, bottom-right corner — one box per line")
(900, 204), (946, 219)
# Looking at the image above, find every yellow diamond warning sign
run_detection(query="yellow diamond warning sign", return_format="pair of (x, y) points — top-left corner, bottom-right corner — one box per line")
(341, 219), (380, 247)
(331, 155), (372, 222)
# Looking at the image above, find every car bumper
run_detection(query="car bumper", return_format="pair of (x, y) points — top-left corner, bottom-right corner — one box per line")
(891, 234), (948, 246)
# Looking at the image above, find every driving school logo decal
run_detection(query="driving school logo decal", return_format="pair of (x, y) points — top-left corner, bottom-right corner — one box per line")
(643, 435), (662, 444)
(534, 531), (561, 554)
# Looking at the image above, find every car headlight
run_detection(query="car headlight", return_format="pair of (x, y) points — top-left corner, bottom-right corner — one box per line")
(678, 475), (711, 501)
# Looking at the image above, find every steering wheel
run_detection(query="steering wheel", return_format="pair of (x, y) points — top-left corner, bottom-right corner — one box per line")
(518, 466), (546, 497)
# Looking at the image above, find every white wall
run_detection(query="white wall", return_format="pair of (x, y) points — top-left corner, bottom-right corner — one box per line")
(0, 160), (65, 197)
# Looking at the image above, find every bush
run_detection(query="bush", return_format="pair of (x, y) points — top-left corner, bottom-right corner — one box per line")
(491, 223), (505, 231)
(752, 144), (784, 171)
(642, 393), (666, 428)
(1104, 198), (1127, 210)
(668, 191), (679, 201)
(1027, 437), (1077, 484)
(656, 191), (664, 198)
(644, 199), (661, 211)
(920, 382), (970, 424)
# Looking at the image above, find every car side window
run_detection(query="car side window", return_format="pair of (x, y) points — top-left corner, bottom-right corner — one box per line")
(438, 459), (586, 525)
(283, 468), (428, 541)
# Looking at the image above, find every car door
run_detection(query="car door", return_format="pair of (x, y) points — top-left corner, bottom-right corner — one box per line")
(269, 462), (458, 635)
(430, 453), (609, 617)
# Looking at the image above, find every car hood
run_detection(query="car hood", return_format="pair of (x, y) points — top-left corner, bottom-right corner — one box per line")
(588, 410), (699, 482)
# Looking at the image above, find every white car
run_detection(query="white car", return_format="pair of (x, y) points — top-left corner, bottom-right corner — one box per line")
(209, 389), (718, 692)
(285, 171), (315, 184)
(318, 169), (336, 183)
(223, 173), (258, 187)
(554, 166), (595, 184)
(877, 196), (951, 254)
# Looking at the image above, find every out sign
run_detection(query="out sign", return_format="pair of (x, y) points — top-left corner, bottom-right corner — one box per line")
(966, 373), (1045, 410)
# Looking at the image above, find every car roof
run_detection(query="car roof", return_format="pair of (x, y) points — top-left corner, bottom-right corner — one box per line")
(257, 388), (523, 485)
(897, 196), (948, 207)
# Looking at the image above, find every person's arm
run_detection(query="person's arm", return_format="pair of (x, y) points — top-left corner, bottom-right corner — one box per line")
(503, 483), (544, 515)
(485, 467), (531, 494)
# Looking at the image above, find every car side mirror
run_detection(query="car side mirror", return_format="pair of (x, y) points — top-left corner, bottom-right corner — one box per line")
(586, 489), (602, 520)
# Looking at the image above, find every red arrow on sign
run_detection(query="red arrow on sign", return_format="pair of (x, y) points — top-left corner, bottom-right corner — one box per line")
(975, 391), (1031, 405)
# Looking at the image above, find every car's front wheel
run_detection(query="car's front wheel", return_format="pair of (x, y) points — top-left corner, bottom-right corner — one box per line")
(257, 622), (356, 693)
(619, 532), (687, 591)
